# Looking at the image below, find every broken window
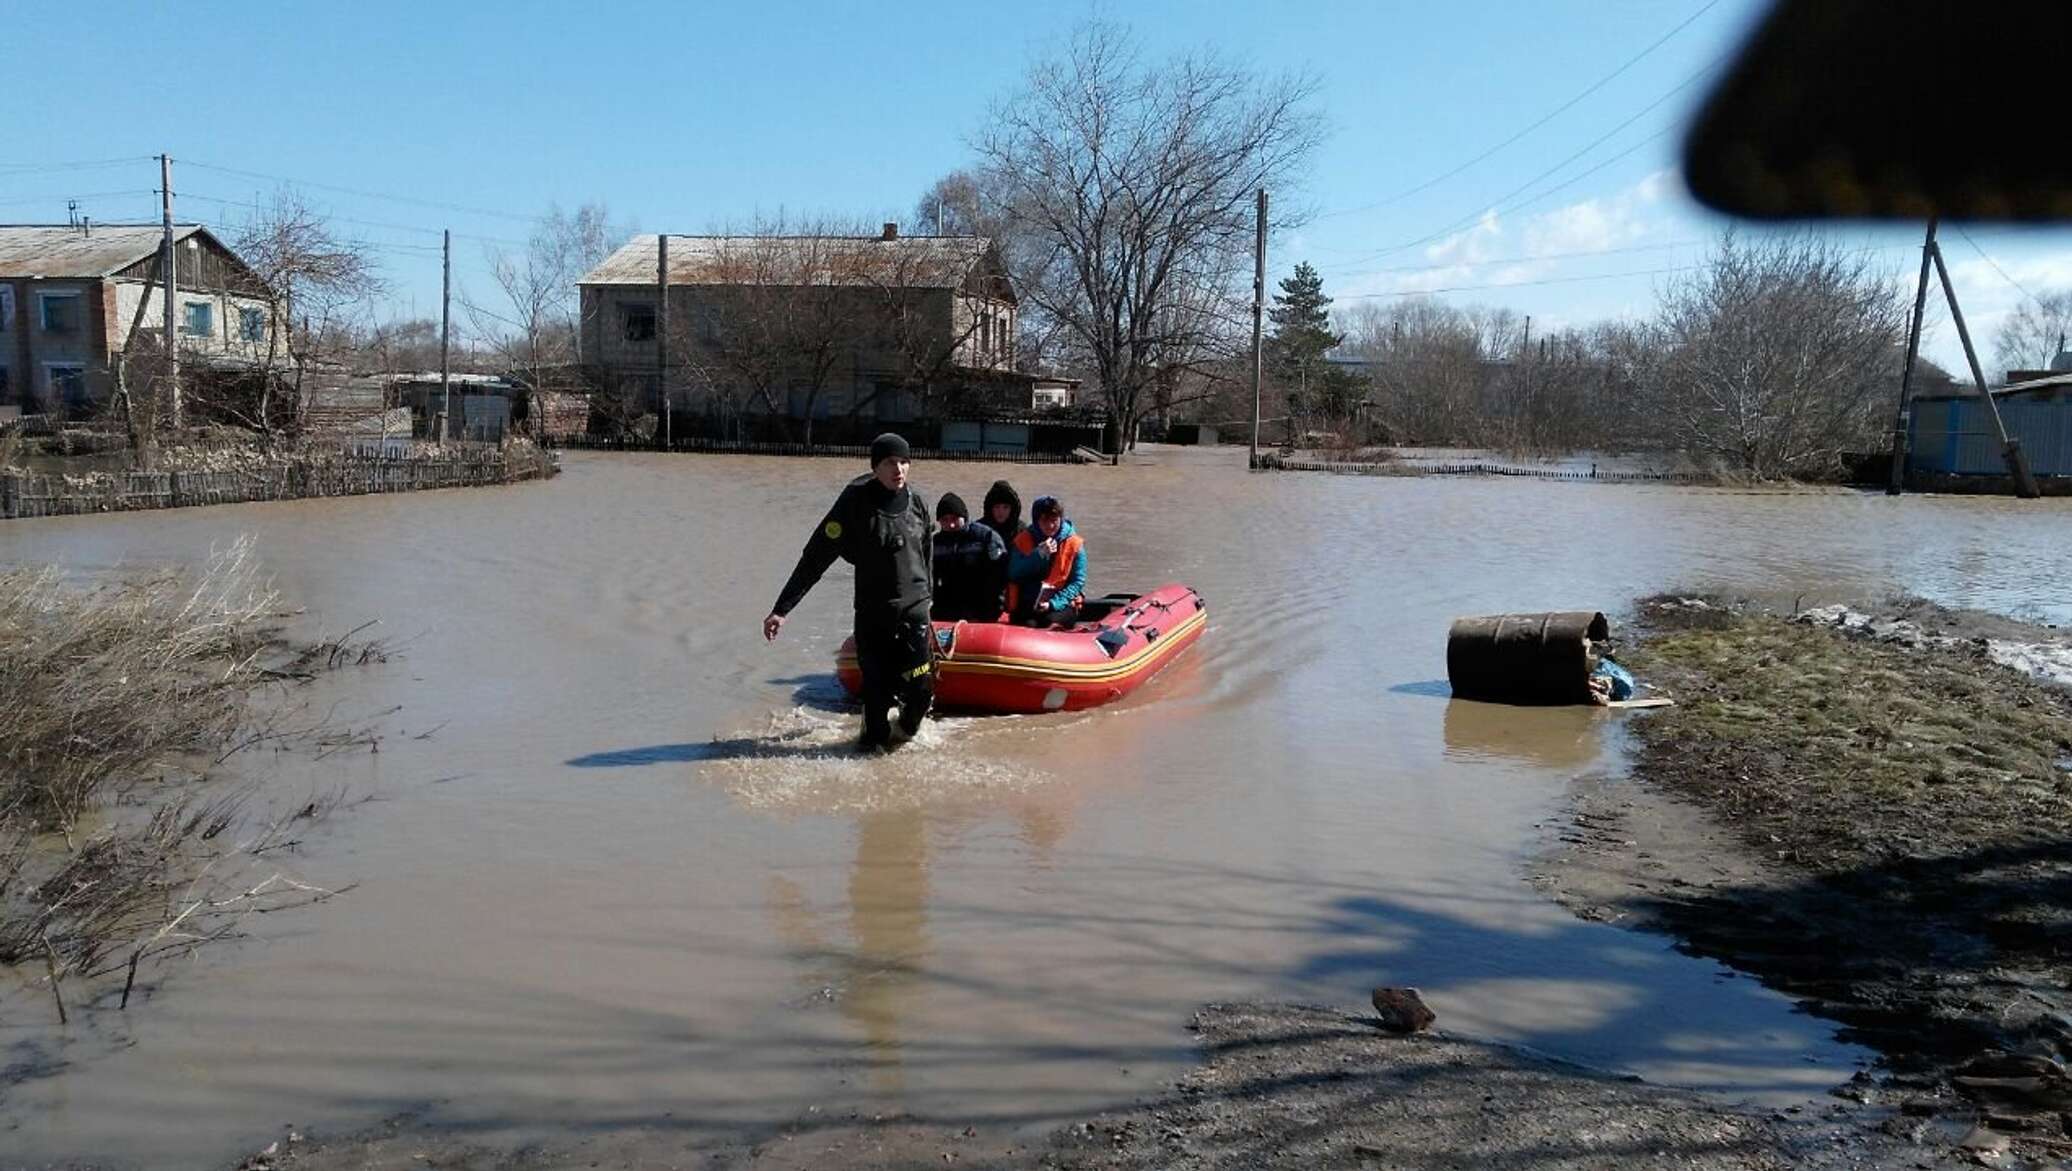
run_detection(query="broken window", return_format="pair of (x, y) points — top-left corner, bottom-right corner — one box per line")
(239, 307), (266, 342)
(622, 303), (656, 342)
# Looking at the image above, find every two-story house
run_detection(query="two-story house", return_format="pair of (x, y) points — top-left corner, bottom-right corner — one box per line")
(0, 224), (279, 415)
(577, 225), (1030, 438)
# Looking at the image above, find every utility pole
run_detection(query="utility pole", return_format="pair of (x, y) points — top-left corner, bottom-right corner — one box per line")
(439, 228), (452, 442)
(1888, 217), (1938, 495)
(1930, 240), (2040, 498)
(1520, 314), (1532, 404)
(1249, 188), (1267, 468)
(657, 233), (671, 450)
(160, 154), (180, 428)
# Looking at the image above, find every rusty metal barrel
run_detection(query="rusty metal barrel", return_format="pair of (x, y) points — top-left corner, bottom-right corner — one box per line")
(1446, 611), (1609, 705)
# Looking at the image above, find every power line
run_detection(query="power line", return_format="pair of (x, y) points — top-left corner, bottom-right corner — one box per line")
(1317, 0), (1722, 220)
(0, 156), (158, 176)
(1342, 57), (1721, 268)
(178, 189), (531, 248)
(0, 189), (157, 209)
(1953, 226), (2048, 310)
(182, 158), (542, 224)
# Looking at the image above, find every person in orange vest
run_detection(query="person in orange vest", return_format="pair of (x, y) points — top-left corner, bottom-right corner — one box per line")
(1005, 495), (1087, 626)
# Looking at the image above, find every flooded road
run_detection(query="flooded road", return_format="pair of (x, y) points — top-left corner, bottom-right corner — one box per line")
(5, 448), (2070, 1168)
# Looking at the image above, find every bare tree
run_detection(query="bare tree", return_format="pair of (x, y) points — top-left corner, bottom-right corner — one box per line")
(475, 203), (626, 400)
(1991, 288), (2072, 377)
(976, 21), (1323, 462)
(1340, 298), (1488, 445)
(676, 220), (876, 446)
(230, 189), (382, 441)
(1650, 232), (1905, 478)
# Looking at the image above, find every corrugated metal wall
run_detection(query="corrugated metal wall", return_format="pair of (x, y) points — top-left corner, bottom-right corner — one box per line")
(1910, 396), (2072, 475)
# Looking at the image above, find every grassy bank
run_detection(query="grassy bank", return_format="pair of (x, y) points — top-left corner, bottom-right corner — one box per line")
(1, 541), (366, 1019)
(1607, 598), (2072, 1111)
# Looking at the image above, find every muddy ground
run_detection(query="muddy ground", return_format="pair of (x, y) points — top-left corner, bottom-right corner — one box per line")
(1535, 595), (2072, 1163)
(234, 1003), (1968, 1171)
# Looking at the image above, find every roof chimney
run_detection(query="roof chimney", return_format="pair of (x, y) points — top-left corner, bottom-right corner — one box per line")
(881, 222), (899, 241)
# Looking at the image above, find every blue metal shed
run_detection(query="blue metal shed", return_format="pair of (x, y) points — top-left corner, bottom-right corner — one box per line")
(1909, 381), (2072, 476)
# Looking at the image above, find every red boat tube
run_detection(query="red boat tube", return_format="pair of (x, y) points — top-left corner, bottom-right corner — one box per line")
(836, 583), (1207, 714)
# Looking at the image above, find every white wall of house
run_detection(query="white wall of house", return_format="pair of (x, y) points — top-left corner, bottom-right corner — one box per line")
(953, 294), (1015, 370)
(111, 279), (280, 360)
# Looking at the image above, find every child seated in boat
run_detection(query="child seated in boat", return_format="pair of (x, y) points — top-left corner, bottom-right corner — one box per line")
(931, 492), (1009, 623)
(1006, 495), (1087, 627)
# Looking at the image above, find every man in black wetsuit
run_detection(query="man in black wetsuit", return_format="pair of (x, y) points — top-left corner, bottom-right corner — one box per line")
(762, 433), (935, 751)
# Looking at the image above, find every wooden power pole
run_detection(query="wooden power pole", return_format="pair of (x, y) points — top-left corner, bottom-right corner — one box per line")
(1888, 217), (1938, 495)
(160, 154), (180, 428)
(657, 233), (670, 451)
(1886, 218), (2039, 498)
(439, 228), (452, 442)
(1931, 240), (2040, 498)
(1249, 188), (1267, 468)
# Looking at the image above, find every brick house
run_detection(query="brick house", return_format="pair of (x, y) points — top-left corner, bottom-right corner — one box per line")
(577, 225), (1034, 440)
(0, 224), (278, 415)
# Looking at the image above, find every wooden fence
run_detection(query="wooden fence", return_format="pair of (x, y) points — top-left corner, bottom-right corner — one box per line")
(2, 447), (558, 520)
(546, 435), (1091, 464)
(1262, 457), (1710, 485)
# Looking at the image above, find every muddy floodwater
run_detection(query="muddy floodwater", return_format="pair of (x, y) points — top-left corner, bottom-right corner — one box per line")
(4, 447), (2070, 1169)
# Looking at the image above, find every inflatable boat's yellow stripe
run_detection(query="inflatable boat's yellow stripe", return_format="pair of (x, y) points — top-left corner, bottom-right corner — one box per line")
(838, 609), (1206, 683)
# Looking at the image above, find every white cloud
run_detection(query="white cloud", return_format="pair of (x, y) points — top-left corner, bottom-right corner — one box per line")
(1334, 170), (1680, 302)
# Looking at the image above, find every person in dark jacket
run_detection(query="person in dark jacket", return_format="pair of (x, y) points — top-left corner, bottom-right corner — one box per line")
(763, 433), (934, 750)
(976, 480), (1023, 546)
(930, 492), (1008, 623)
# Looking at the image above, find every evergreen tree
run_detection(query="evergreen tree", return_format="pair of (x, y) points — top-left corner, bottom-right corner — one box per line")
(1267, 262), (1365, 427)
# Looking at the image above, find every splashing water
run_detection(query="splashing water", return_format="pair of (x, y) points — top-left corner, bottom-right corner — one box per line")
(700, 702), (1076, 815)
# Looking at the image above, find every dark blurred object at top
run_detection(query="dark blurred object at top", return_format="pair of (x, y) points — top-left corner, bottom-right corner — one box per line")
(1684, 2), (2072, 220)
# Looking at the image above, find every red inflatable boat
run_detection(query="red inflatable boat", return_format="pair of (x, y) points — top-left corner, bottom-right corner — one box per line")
(836, 583), (1207, 714)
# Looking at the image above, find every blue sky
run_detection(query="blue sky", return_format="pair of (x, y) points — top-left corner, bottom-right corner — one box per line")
(7, 0), (2069, 374)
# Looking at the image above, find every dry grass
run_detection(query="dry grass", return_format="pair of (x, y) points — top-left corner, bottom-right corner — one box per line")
(1626, 599), (2072, 870)
(0, 539), (369, 1018)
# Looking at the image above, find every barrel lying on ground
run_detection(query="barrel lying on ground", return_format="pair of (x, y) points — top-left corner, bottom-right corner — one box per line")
(1446, 611), (1610, 705)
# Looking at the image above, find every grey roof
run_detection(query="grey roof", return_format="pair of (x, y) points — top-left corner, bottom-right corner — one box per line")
(0, 224), (209, 279)
(1916, 372), (2072, 401)
(580, 234), (998, 291)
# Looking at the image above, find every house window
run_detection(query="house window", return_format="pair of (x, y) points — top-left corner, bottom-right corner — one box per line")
(622, 303), (656, 342)
(0, 286), (13, 330)
(240, 307), (266, 342)
(47, 364), (88, 407)
(39, 292), (81, 334)
(183, 301), (214, 336)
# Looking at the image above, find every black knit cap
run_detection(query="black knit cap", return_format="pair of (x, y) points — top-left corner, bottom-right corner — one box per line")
(936, 492), (968, 521)
(869, 432), (911, 466)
